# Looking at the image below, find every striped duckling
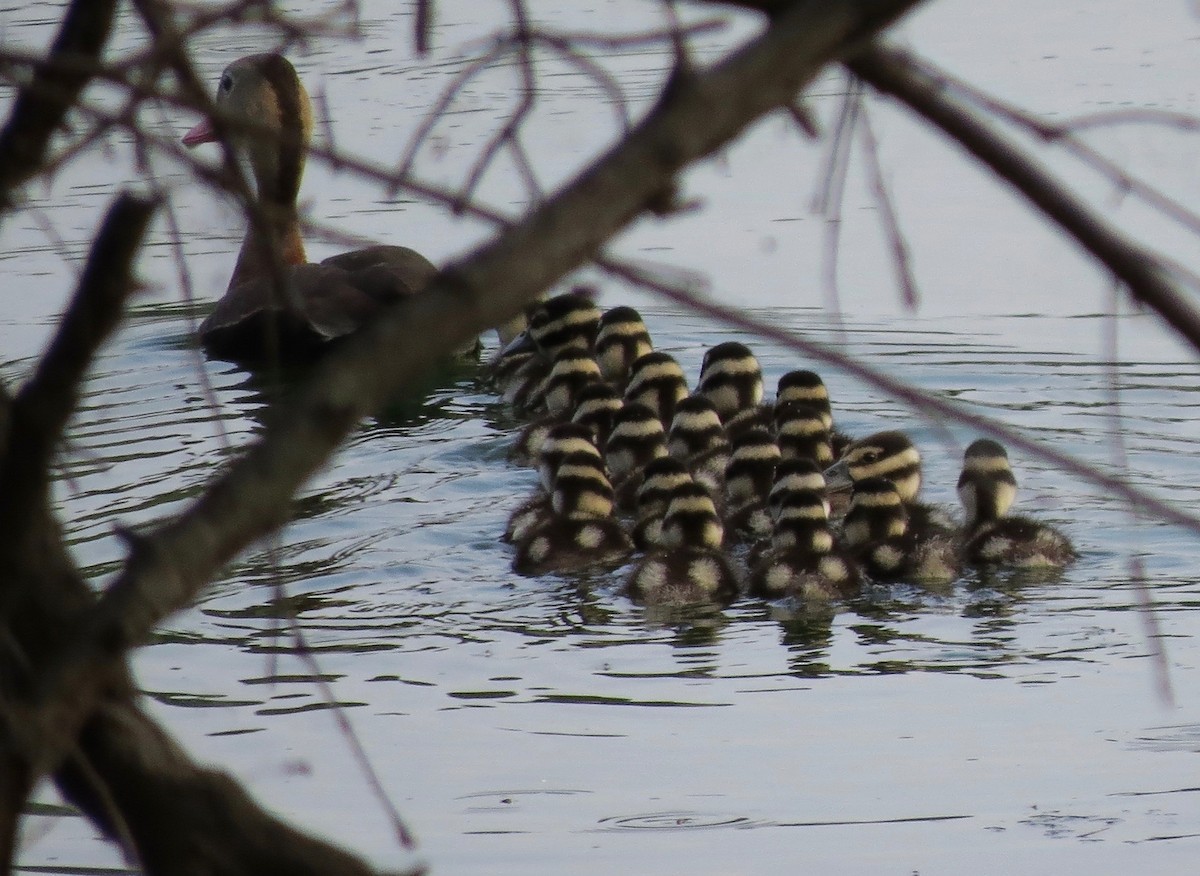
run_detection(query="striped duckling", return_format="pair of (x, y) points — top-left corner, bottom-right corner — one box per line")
(626, 481), (739, 606)
(957, 438), (1077, 570)
(509, 350), (603, 464)
(823, 430), (955, 539)
(595, 305), (653, 389)
(773, 400), (835, 467)
(841, 477), (960, 584)
(776, 369), (853, 457)
(630, 456), (695, 550)
(512, 451), (633, 575)
(667, 395), (730, 496)
(623, 350), (689, 429)
(748, 487), (861, 603)
(504, 423), (601, 543)
(696, 341), (768, 437)
(723, 426), (781, 540)
(604, 401), (669, 508)
(500, 290), (601, 411)
(570, 381), (624, 448)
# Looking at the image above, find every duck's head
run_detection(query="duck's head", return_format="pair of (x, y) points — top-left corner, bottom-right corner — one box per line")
(824, 430), (921, 502)
(957, 438), (1017, 525)
(184, 53), (313, 207)
(697, 341), (764, 422)
(776, 370), (834, 429)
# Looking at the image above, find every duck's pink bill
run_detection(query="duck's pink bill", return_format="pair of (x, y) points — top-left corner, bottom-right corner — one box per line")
(182, 119), (216, 147)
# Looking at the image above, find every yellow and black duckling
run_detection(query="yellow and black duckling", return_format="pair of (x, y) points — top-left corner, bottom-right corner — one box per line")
(604, 401), (669, 508)
(499, 290), (601, 411)
(509, 349), (603, 464)
(631, 456), (695, 550)
(773, 400), (835, 466)
(623, 350), (689, 429)
(723, 426), (781, 540)
(824, 430), (955, 537)
(505, 424), (602, 542)
(666, 395), (731, 495)
(766, 458), (829, 522)
(696, 341), (767, 436)
(957, 438), (1077, 570)
(594, 305), (653, 389)
(570, 381), (624, 448)
(748, 487), (861, 602)
(776, 369), (853, 457)
(626, 481), (739, 606)
(512, 452), (632, 576)
(841, 477), (960, 584)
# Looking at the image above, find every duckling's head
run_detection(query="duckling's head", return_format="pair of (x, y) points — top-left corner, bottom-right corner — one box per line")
(604, 401), (667, 479)
(697, 341), (764, 422)
(957, 438), (1017, 525)
(624, 351), (688, 427)
(824, 430), (921, 503)
(184, 53), (313, 207)
(526, 290), (602, 357)
(776, 370), (834, 429)
(661, 481), (724, 551)
(668, 394), (727, 459)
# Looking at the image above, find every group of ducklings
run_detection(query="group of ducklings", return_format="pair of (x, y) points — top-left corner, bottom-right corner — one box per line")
(490, 290), (1077, 608)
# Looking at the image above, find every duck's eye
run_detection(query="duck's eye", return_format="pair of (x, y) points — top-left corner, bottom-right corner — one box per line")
(859, 450), (879, 464)
(219, 73), (233, 93)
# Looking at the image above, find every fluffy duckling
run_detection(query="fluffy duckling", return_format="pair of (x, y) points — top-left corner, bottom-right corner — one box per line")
(623, 351), (689, 429)
(631, 457), (695, 550)
(524, 347), (602, 418)
(570, 381), (624, 448)
(666, 394), (731, 495)
(512, 453), (633, 575)
(696, 342), (767, 436)
(767, 458), (829, 522)
(824, 430), (955, 539)
(776, 370), (852, 456)
(505, 425), (602, 542)
(604, 401), (669, 508)
(501, 291), (601, 410)
(748, 488), (861, 602)
(957, 438), (1077, 569)
(773, 400), (835, 466)
(842, 477), (960, 584)
(595, 306), (653, 389)
(626, 481), (739, 606)
(723, 427), (781, 539)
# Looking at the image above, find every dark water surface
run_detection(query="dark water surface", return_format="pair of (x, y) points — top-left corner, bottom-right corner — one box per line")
(5, 2), (1200, 874)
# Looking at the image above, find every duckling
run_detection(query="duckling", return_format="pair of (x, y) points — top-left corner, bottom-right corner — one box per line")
(957, 438), (1077, 569)
(666, 395), (730, 497)
(696, 342), (767, 436)
(723, 426), (781, 539)
(623, 351), (689, 429)
(773, 400), (835, 466)
(842, 477), (960, 584)
(513, 453), (633, 575)
(524, 347), (602, 418)
(823, 430), (955, 539)
(775, 370), (853, 456)
(630, 457), (695, 550)
(504, 424), (602, 542)
(626, 481), (739, 606)
(570, 381), (624, 448)
(595, 306), (654, 389)
(604, 401), (669, 507)
(748, 488), (861, 602)
(501, 290), (602, 410)
(767, 458), (829, 522)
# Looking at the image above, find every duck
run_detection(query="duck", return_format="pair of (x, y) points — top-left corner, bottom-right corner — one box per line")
(594, 306), (654, 389)
(503, 424), (602, 543)
(604, 401), (669, 507)
(841, 477), (961, 584)
(183, 53), (477, 364)
(957, 438), (1077, 570)
(775, 370), (853, 456)
(569, 381), (624, 448)
(630, 456), (695, 550)
(747, 488), (861, 602)
(499, 290), (602, 412)
(823, 430), (955, 538)
(623, 351), (689, 429)
(626, 481), (740, 606)
(666, 395), (730, 496)
(523, 347), (602, 418)
(773, 400), (835, 466)
(512, 452), (632, 576)
(723, 426), (781, 540)
(766, 458), (829, 522)
(696, 342), (767, 436)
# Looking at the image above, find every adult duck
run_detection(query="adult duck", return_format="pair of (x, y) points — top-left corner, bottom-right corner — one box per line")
(183, 53), (477, 363)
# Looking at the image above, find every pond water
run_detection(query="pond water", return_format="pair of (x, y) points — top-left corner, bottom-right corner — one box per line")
(6, 1), (1200, 875)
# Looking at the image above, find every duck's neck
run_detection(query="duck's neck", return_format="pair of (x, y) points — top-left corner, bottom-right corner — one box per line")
(228, 200), (306, 291)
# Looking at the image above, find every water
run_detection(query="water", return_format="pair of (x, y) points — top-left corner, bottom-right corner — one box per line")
(6, 2), (1200, 874)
